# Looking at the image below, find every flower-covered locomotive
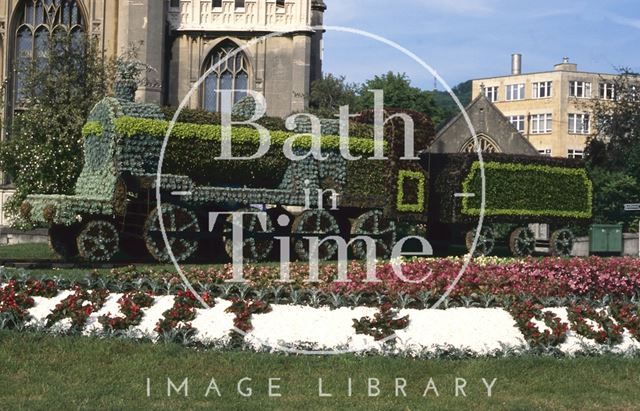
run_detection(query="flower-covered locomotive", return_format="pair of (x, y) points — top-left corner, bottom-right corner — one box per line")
(20, 93), (592, 262)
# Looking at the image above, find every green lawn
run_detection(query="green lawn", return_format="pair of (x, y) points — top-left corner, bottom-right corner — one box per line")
(1, 331), (639, 410)
(0, 242), (58, 260)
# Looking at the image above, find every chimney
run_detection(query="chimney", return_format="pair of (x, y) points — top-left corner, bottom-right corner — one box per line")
(511, 53), (522, 75)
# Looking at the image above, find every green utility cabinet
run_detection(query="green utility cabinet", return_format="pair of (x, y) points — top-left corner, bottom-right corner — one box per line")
(589, 224), (623, 255)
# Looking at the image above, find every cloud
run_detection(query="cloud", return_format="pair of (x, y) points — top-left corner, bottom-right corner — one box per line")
(608, 13), (640, 29)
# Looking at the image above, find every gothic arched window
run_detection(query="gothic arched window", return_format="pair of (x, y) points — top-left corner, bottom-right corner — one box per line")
(13, 0), (85, 103)
(460, 135), (501, 154)
(202, 41), (250, 112)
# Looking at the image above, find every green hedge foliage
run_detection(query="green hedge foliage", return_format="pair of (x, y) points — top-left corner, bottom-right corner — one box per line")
(462, 161), (592, 219)
(112, 116), (384, 155)
(396, 170), (426, 213)
(429, 153), (593, 224)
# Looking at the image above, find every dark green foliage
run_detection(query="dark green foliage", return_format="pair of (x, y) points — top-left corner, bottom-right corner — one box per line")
(359, 72), (441, 122)
(585, 69), (640, 229)
(308, 72), (471, 128)
(589, 168), (640, 226)
(163, 138), (289, 189)
(342, 160), (387, 207)
(430, 80), (473, 128)
(354, 108), (435, 219)
(308, 73), (362, 117)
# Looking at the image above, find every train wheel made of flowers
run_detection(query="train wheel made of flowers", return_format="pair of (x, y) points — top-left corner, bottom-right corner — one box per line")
(509, 227), (536, 257)
(143, 204), (200, 263)
(350, 210), (397, 260)
(76, 221), (119, 262)
(549, 228), (575, 257)
(292, 210), (341, 261)
(49, 225), (79, 261)
(223, 207), (275, 263)
(465, 226), (495, 257)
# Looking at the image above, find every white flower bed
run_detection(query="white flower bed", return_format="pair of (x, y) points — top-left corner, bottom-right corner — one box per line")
(20, 290), (640, 357)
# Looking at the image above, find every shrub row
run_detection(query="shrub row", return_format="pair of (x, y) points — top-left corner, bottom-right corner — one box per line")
(430, 153), (593, 224)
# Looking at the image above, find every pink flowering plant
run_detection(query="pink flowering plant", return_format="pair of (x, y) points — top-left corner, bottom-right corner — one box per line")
(102, 257), (640, 305)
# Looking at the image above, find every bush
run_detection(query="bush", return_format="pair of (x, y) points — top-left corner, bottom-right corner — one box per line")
(161, 105), (288, 131)
(0, 34), (110, 228)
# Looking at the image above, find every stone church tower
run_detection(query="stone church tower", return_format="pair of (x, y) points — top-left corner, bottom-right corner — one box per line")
(0, 0), (326, 117)
(0, 0), (325, 225)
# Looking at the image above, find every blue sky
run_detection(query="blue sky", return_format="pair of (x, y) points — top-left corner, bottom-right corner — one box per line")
(322, 0), (640, 90)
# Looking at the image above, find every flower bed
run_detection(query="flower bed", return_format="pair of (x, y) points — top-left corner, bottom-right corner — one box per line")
(3, 257), (640, 357)
(98, 257), (640, 306)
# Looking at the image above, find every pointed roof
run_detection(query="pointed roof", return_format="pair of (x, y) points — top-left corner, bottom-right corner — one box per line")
(430, 94), (539, 155)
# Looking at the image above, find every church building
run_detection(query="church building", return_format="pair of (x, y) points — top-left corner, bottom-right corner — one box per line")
(0, 0), (326, 117)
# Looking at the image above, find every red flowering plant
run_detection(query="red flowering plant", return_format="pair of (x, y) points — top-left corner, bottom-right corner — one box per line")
(99, 291), (155, 331)
(508, 300), (569, 348)
(567, 304), (624, 345)
(353, 302), (410, 341)
(155, 290), (214, 335)
(22, 279), (58, 298)
(0, 280), (36, 327)
(609, 302), (640, 342)
(45, 287), (110, 333)
(225, 298), (272, 336)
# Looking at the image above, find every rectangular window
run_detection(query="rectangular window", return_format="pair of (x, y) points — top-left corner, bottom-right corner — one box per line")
(235, 0), (245, 8)
(484, 86), (498, 102)
(568, 113), (590, 134)
(531, 113), (553, 134)
(569, 81), (592, 98)
(170, 0), (180, 8)
(506, 84), (525, 101)
(600, 83), (615, 100)
(538, 148), (552, 157)
(509, 115), (526, 132)
(568, 149), (584, 159)
(276, 0), (285, 7)
(533, 81), (552, 98)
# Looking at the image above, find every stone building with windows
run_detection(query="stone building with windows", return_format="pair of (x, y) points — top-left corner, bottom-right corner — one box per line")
(0, 0), (326, 226)
(471, 54), (617, 158)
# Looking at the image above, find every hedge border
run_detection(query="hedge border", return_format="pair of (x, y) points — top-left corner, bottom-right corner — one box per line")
(396, 170), (426, 213)
(102, 116), (385, 156)
(461, 161), (593, 219)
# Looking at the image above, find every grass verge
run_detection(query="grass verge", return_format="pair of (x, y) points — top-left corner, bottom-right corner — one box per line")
(0, 331), (639, 410)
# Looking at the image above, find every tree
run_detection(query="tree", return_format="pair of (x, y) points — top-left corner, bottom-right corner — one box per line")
(358, 72), (443, 123)
(308, 74), (361, 117)
(585, 69), (640, 227)
(429, 80), (472, 128)
(0, 33), (111, 228)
